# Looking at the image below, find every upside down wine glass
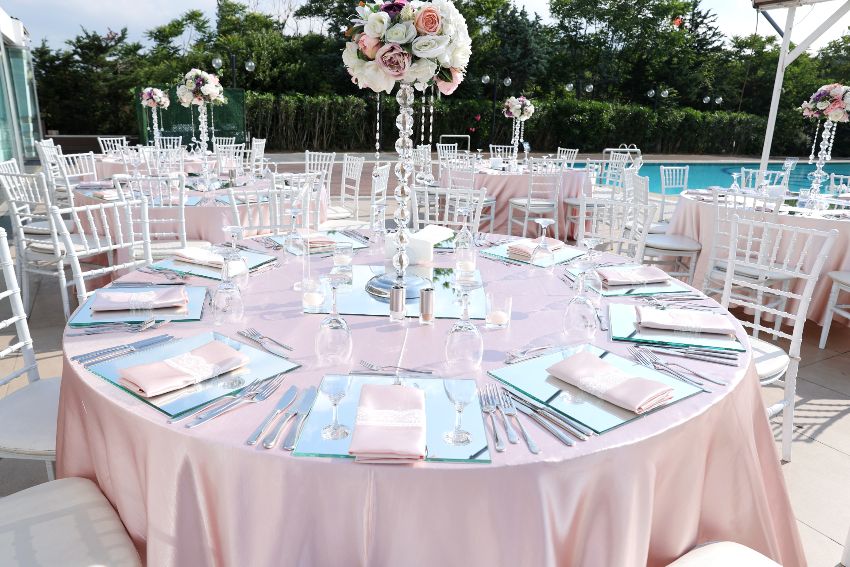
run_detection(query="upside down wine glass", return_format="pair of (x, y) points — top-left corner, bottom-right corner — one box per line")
(445, 278), (484, 372)
(315, 274), (353, 365)
(284, 176), (307, 256)
(530, 218), (556, 272)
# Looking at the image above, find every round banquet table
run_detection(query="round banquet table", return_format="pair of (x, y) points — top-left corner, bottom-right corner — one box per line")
(56, 240), (804, 567)
(439, 167), (586, 237)
(668, 191), (850, 326)
(95, 154), (214, 179)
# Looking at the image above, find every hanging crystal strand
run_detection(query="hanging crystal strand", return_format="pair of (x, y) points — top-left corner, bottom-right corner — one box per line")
(150, 107), (159, 146)
(190, 103), (197, 150)
(375, 93), (381, 162)
(826, 121), (836, 161)
(810, 119), (834, 193)
(428, 86), (435, 146)
(210, 105), (216, 150)
(809, 121), (820, 164)
(392, 84), (415, 284)
(420, 88), (427, 146)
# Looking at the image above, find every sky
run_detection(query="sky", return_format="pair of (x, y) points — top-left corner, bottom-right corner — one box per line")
(3, 0), (850, 53)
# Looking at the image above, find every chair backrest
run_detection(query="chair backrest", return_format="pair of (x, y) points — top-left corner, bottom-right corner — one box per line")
(436, 143), (458, 178)
(740, 168), (787, 191)
(369, 163), (392, 229)
(413, 145), (432, 183)
(143, 147), (184, 177)
(586, 157), (628, 199)
(659, 165), (688, 221)
(0, 173), (54, 252)
(526, 159), (562, 204)
(630, 172), (650, 206)
(489, 144), (517, 160)
(98, 136), (127, 154)
(603, 145), (641, 169)
(49, 198), (152, 306)
(0, 227), (40, 387)
(556, 148), (579, 168)
(305, 150), (336, 198)
(213, 136), (236, 150)
(120, 174), (189, 249)
(577, 197), (656, 262)
(156, 136), (183, 150)
(36, 141), (63, 186)
(340, 154), (365, 212)
(829, 173), (850, 193)
(228, 178), (290, 236)
(721, 216), (837, 354)
(216, 143), (246, 175)
(0, 158), (20, 175)
(249, 138), (267, 177)
(439, 165), (486, 233)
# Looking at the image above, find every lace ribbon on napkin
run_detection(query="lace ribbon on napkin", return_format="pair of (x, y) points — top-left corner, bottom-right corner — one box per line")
(355, 407), (425, 427)
(162, 351), (227, 385)
(575, 370), (631, 398)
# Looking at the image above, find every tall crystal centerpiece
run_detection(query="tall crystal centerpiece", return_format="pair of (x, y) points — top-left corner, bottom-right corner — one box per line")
(140, 87), (170, 147)
(503, 96), (534, 155)
(342, 0), (472, 300)
(176, 69), (227, 183)
(800, 83), (849, 194)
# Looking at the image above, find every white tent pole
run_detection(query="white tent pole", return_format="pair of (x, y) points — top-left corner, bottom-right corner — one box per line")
(760, 7), (796, 171)
(786, 1), (850, 66)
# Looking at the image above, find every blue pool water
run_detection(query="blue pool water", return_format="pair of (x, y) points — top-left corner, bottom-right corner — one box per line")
(628, 162), (850, 194)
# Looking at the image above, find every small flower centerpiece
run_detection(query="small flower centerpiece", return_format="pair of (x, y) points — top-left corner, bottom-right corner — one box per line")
(800, 83), (850, 194)
(139, 87), (170, 146)
(503, 96), (534, 152)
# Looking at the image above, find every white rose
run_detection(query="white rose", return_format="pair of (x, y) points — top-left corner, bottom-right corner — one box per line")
(828, 108), (847, 122)
(385, 22), (417, 44)
(831, 86), (844, 98)
(449, 41), (471, 68)
(411, 35), (450, 58)
(364, 12), (390, 39)
(200, 84), (217, 97)
(355, 5), (371, 21)
(342, 42), (360, 68)
(843, 92), (850, 105)
(817, 100), (830, 110)
(362, 60), (396, 94)
(404, 58), (437, 84)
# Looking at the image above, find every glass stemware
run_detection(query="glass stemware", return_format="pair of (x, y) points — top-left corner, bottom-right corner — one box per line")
(315, 274), (353, 365)
(320, 375), (351, 440)
(730, 172), (741, 193)
(284, 176), (306, 255)
(443, 379), (476, 446)
(530, 218), (556, 271)
(445, 279), (484, 372)
(221, 226), (249, 293)
(562, 293), (599, 346)
(454, 205), (474, 250)
(212, 254), (245, 326)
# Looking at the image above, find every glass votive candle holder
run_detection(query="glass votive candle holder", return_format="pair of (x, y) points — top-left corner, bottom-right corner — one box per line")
(454, 248), (477, 279)
(485, 292), (512, 329)
(302, 278), (326, 313)
(333, 242), (354, 268)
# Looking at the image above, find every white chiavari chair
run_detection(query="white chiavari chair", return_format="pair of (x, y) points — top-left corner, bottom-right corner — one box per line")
(436, 142), (458, 179)
(213, 136), (236, 150)
(740, 168), (787, 192)
(227, 179), (290, 238)
(216, 143), (246, 176)
(489, 144), (517, 161)
(829, 172), (850, 193)
(721, 216), (837, 461)
(443, 160), (494, 233)
(819, 271), (850, 349)
(577, 197), (655, 263)
(305, 150), (336, 205)
(603, 145), (642, 169)
(443, 162), (489, 232)
(413, 144), (433, 184)
(328, 154), (365, 221)
(659, 165), (688, 227)
(248, 138), (267, 178)
(0, 226), (61, 482)
(36, 142), (71, 205)
(156, 136), (183, 150)
(49, 198), (153, 315)
(0, 477), (142, 566)
(55, 151), (100, 206)
(97, 136), (127, 154)
(508, 158), (562, 239)
(416, 180), (485, 234)
(0, 157), (19, 174)
(143, 147), (185, 177)
(369, 163), (392, 231)
(556, 147), (579, 169)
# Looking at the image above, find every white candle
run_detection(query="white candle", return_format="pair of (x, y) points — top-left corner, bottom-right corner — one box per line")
(486, 310), (509, 326)
(334, 254), (353, 266)
(302, 292), (325, 307)
(456, 260), (476, 273)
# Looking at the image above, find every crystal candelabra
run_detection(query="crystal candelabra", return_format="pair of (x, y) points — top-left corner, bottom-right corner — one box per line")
(808, 119), (836, 194)
(150, 107), (161, 147)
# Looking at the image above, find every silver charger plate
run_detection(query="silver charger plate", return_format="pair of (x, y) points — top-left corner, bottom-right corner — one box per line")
(292, 374), (491, 463)
(608, 303), (746, 351)
(87, 331), (300, 417)
(69, 286), (207, 326)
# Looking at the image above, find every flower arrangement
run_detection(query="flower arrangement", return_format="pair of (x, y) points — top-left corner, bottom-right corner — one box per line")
(342, 0), (472, 95)
(503, 96), (534, 121)
(800, 83), (850, 123)
(140, 87), (169, 109)
(176, 69), (226, 107)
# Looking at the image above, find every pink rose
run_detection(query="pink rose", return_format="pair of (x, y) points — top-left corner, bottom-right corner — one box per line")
(414, 6), (442, 35)
(826, 99), (845, 114)
(375, 43), (411, 79)
(358, 34), (382, 60)
(436, 67), (462, 95)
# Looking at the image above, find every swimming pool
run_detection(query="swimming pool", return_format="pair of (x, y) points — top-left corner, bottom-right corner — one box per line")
(629, 161), (850, 194)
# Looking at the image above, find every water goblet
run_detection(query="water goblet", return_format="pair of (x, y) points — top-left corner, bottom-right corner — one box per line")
(730, 172), (741, 193)
(454, 205), (474, 250)
(221, 226), (249, 293)
(212, 258), (245, 326)
(442, 379), (476, 446)
(562, 294), (599, 346)
(320, 375), (352, 440)
(445, 279), (484, 372)
(315, 274), (353, 365)
(530, 218), (556, 272)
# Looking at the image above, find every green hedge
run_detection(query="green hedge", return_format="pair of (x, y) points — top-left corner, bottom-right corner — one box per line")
(246, 91), (822, 156)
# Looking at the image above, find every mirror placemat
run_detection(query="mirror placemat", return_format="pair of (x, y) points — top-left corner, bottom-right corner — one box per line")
(153, 249), (276, 281)
(488, 345), (702, 434)
(87, 331), (300, 417)
(482, 243), (585, 268)
(565, 265), (693, 297)
(69, 286), (207, 326)
(293, 374), (491, 464)
(269, 231), (368, 255)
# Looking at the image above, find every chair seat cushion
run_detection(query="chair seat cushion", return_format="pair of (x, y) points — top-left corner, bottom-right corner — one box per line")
(509, 197), (556, 210)
(0, 477), (142, 567)
(0, 378), (60, 457)
(750, 337), (790, 380)
(644, 234), (702, 252)
(666, 541), (780, 567)
(326, 205), (353, 220)
(829, 270), (850, 287)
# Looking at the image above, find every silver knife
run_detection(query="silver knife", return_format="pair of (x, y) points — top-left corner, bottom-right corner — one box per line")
(262, 389), (310, 449)
(515, 402), (574, 446)
(246, 386), (298, 445)
(257, 339), (291, 359)
(282, 387), (318, 450)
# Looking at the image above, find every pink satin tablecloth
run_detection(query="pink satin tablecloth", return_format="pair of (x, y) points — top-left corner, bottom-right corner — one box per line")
(95, 154), (212, 179)
(668, 193), (850, 325)
(440, 168), (586, 237)
(56, 245), (804, 566)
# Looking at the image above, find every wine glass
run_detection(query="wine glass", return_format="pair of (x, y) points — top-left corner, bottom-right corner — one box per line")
(562, 294), (598, 346)
(221, 226), (249, 293)
(315, 274), (353, 365)
(530, 218), (556, 272)
(454, 205), (474, 250)
(320, 375), (351, 440)
(575, 236), (606, 272)
(284, 176), (307, 255)
(730, 172), (741, 193)
(445, 279), (484, 372)
(212, 257), (245, 326)
(443, 379), (476, 446)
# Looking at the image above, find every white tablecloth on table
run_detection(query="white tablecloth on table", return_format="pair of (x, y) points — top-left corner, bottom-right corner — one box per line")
(95, 154), (214, 179)
(56, 243), (804, 566)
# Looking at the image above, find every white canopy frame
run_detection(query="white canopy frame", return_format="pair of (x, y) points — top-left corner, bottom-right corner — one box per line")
(759, 0), (850, 170)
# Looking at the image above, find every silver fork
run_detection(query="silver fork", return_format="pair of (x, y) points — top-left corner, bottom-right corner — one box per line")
(244, 327), (294, 351)
(359, 360), (433, 374)
(628, 347), (711, 393)
(261, 236), (283, 250)
(489, 384), (518, 444)
(499, 389), (539, 454)
(186, 374), (286, 428)
(479, 388), (505, 452)
(638, 348), (727, 386)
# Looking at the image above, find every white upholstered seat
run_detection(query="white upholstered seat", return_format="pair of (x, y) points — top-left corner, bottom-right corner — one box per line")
(0, 378), (60, 457)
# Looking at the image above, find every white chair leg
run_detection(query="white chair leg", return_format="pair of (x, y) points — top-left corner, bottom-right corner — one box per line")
(780, 361), (799, 463)
(56, 264), (71, 319)
(507, 203), (515, 236)
(820, 282), (840, 349)
(45, 460), (55, 481)
(686, 252), (697, 285)
(552, 209), (559, 241)
(521, 209), (529, 238)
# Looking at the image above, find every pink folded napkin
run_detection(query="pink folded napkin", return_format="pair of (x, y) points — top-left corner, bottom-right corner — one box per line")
(546, 351), (673, 414)
(507, 237), (565, 259)
(596, 265), (670, 286)
(300, 231), (336, 250)
(77, 180), (113, 189)
(174, 248), (224, 267)
(92, 189), (120, 201)
(348, 384), (427, 464)
(118, 341), (249, 398)
(636, 306), (736, 335)
(90, 287), (188, 312)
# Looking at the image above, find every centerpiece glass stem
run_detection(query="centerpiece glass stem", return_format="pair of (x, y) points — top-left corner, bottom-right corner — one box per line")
(151, 108), (161, 147)
(810, 119), (835, 194)
(391, 83), (415, 284)
(197, 103), (211, 183)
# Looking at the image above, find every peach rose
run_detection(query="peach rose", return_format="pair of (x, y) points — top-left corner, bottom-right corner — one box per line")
(414, 6), (441, 35)
(357, 34), (382, 59)
(436, 67), (462, 95)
